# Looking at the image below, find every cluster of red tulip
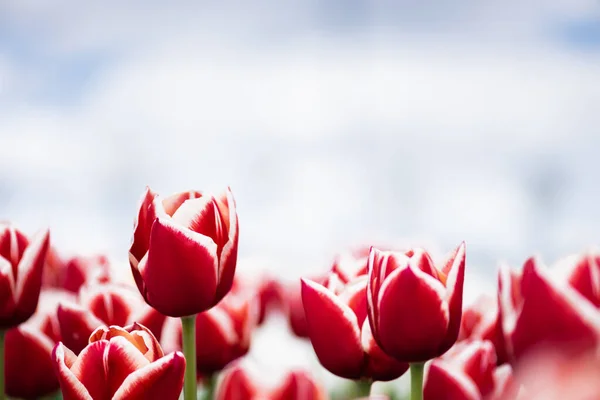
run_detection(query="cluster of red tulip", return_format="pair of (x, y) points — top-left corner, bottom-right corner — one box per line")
(1, 186), (599, 400)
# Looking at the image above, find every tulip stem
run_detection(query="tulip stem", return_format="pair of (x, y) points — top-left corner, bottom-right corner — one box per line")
(202, 374), (216, 400)
(410, 362), (425, 400)
(181, 315), (197, 400)
(0, 330), (5, 400)
(354, 379), (373, 397)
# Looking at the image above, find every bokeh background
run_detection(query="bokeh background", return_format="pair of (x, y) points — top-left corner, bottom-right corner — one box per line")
(1, 0), (600, 390)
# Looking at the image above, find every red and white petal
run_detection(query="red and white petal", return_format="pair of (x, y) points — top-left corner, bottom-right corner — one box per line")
(0, 257), (16, 324)
(82, 284), (140, 327)
(141, 217), (218, 317)
(508, 258), (600, 361)
(162, 190), (202, 217)
(215, 188), (239, 302)
(301, 279), (364, 379)
(13, 229), (50, 318)
(129, 187), (165, 267)
(215, 364), (258, 400)
(438, 242), (466, 354)
(195, 307), (240, 374)
(57, 302), (105, 355)
(52, 343), (93, 400)
(337, 277), (368, 327)
(69, 340), (109, 399)
(112, 351), (186, 400)
(104, 336), (151, 397)
(567, 254), (600, 308)
(271, 370), (326, 400)
(376, 263), (449, 362)
(361, 320), (409, 381)
(424, 361), (481, 400)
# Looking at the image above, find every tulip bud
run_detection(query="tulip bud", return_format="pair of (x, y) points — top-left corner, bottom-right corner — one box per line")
(367, 243), (466, 362)
(129, 187), (239, 317)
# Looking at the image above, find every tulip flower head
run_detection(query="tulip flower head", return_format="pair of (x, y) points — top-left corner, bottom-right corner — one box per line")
(129, 187), (239, 317)
(0, 223), (50, 329)
(53, 323), (185, 400)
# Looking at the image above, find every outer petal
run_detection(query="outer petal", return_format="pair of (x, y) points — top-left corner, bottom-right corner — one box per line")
(215, 364), (258, 400)
(271, 370), (327, 400)
(57, 302), (105, 354)
(112, 351), (186, 400)
(301, 279), (364, 379)
(53, 343), (93, 400)
(141, 217), (218, 317)
(5, 326), (58, 399)
(196, 307), (245, 374)
(437, 242), (466, 354)
(567, 254), (600, 308)
(70, 340), (110, 399)
(506, 258), (600, 362)
(376, 262), (450, 362)
(361, 321), (409, 381)
(12, 229), (50, 324)
(129, 187), (163, 267)
(215, 188), (239, 302)
(423, 362), (481, 400)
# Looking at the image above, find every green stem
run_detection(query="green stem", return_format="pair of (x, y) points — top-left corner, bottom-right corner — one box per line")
(353, 379), (373, 397)
(410, 362), (425, 400)
(0, 330), (5, 400)
(202, 374), (217, 400)
(181, 315), (197, 400)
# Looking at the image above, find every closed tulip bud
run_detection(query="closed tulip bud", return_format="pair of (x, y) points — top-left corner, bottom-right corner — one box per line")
(424, 340), (516, 400)
(129, 187), (239, 317)
(0, 223), (50, 329)
(498, 257), (600, 363)
(53, 323), (185, 400)
(215, 363), (327, 400)
(367, 243), (466, 362)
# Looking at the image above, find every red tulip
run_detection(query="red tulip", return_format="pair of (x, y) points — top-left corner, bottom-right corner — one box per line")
(129, 187), (239, 317)
(301, 273), (408, 380)
(367, 243), (466, 362)
(161, 282), (258, 375)
(498, 257), (600, 363)
(215, 363), (327, 400)
(53, 323), (185, 400)
(44, 253), (111, 293)
(424, 340), (515, 400)
(0, 223), (50, 329)
(57, 282), (166, 354)
(255, 275), (283, 325)
(459, 295), (507, 365)
(3, 290), (68, 399)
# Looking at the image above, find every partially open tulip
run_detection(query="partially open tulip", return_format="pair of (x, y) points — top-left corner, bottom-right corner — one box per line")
(3, 290), (68, 399)
(0, 223), (50, 329)
(57, 282), (165, 354)
(161, 281), (258, 375)
(301, 272), (408, 380)
(129, 187), (239, 317)
(215, 363), (327, 400)
(498, 257), (600, 364)
(367, 243), (466, 362)
(459, 295), (507, 365)
(53, 323), (185, 400)
(424, 340), (516, 400)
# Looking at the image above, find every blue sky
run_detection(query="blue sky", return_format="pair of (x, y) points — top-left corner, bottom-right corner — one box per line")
(1, 1), (599, 300)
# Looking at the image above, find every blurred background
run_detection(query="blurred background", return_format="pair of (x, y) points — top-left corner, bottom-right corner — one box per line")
(1, 0), (599, 389)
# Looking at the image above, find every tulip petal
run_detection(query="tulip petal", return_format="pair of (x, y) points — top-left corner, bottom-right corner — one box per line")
(5, 326), (58, 399)
(424, 362), (480, 400)
(507, 258), (600, 361)
(141, 217), (218, 317)
(13, 229), (50, 319)
(272, 370), (326, 400)
(112, 351), (186, 400)
(361, 321), (409, 381)
(0, 257), (16, 323)
(216, 365), (258, 400)
(57, 302), (105, 354)
(301, 279), (364, 379)
(70, 340), (110, 399)
(215, 188), (239, 301)
(196, 307), (240, 374)
(53, 343), (93, 400)
(162, 190), (202, 217)
(129, 187), (164, 267)
(0, 224), (28, 272)
(437, 242), (466, 354)
(567, 254), (600, 308)
(377, 263), (449, 362)
(105, 336), (151, 397)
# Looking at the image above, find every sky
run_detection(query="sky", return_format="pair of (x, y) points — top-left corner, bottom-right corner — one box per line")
(1, 1), (600, 301)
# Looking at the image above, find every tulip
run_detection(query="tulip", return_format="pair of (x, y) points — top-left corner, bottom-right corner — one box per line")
(53, 323), (185, 400)
(3, 290), (68, 399)
(255, 275), (283, 325)
(57, 282), (166, 354)
(366, 243), (466, 400)
(282, 273), (328, 338)
(161, 281), (258, 376)
(459, 295), (507, 365)
(215, 363), (327, 400)
(423, 340), (516, 400)
(498, 257), (600, 364)
(301, 274), (408, 381)
(44, 253), (111, 293)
